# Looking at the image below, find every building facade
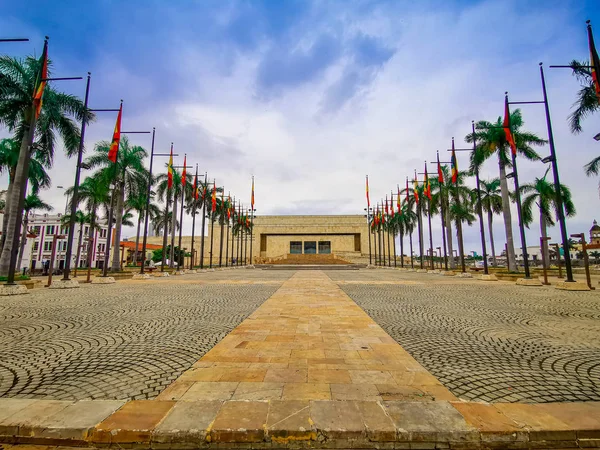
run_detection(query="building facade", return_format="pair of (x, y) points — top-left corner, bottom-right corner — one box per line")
(26, 213), (109, 271)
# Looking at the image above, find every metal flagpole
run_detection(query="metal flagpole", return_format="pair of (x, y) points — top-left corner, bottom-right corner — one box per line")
(230, 197), (236, 266)
(140, 128), (156, 274)
(435, 152), (449, 271)
(200, 173), (207, 269)
(386, 198), (392, 266)
(209, 180), (215, 269)
(244, 209), (249, 265)
(225, 194), (230, 267)
(219, 190), (225, 267)
(190, 165), (198, 270)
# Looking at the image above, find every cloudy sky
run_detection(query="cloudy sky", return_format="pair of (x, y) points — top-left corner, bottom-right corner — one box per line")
(1, 0), (599, 254)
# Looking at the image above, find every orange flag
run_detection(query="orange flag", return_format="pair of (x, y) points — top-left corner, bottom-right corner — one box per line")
(251, 176), (255, 209)
(211, 181), (217, 212)
(181, 155), (187, 187)
(503, 95), (517, 155)
(366, 175), (370, 207)
(107, 103), (122, 163)
(33, 40), (48, 120)
(167, 144), (173, 189)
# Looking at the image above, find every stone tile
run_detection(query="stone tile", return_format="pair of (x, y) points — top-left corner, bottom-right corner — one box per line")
(179, 382), (239, 401)
(376, 384), (433, 401)
(90, 400), (175, 444)
(210, 401), (269, 443)
(27, 400), (126, 441)
(218, 368), (266, 382)
(349, 369), (394, 384)
(355, 401), (396, 441)
(495, 403), (575, 442)
(451, 402), (526, 444)
(232, 382), (284, 400)
(308, 369), (352, 384)
(418, 385), (459, 401)
(0, 400), (72, 436)
(310, 400), (365, 440)
(330, 383), (381, 401)
(155, 381), (194, 401)
(264, 368), (307, 383)
(266, 400), (315, 442)
(534, 402), (600, 435)
(152, 400), (222, 444)
(385, 401), (479, 442)
(282, 383), (331, 400)
(0, 399), (37, 423)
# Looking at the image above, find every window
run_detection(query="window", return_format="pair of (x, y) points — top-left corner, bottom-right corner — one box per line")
(98, 243), (106, 253)
(33, 242), (39, 251)
(304, 241), (316, 254)
(84, 226), (89, 235)
(100, 229), (107, 238)
(45, 225), (55, 235)
(60, 226), (68, 235)
(318, 241), (331, 254)
(290, 241), (302, 254)
(43, 241), (52, 251)
(33, 226), (41, 234)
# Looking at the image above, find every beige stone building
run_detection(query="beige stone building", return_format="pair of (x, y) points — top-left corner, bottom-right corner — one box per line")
(143, 215), (369, 266)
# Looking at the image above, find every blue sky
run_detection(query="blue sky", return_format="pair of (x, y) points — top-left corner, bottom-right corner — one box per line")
(1, 0), (599, 253)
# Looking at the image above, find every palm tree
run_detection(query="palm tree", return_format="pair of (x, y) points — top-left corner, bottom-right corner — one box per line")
(61, 210), (89, 273)
(0, 53), (91, 276)
(0, 137), (51, 250)
(17, 193), (52, 270)
(126, 193), (160, 265)
(84, 136), (148, 271)
(389, 202), (417, 267)
(152, 210), (178, 236)
(567, 60), (599, 134)
(466, 109), (546, 272)
(520, 169), (576, 268)
(590, 251), (600, 264)
(69, 176), (110, 269)
(475, 178), (503, 267)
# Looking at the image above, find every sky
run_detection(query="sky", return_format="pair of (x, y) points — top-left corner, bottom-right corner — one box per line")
(1, 0), (599, 255)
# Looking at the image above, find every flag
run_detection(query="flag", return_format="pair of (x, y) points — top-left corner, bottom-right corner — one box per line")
(33, 40), (48, 119)
(227, 195), (232, 220)
(390, 195), (395, 217)
(437, 153), (444, 183)
(413, 178), (419, 204)
(366, 175), (370, 207)
(451, 140), (458, 184)
(251, 177), (255, 209)
(587, 21), (600, 103)
(211, 181), (217, 212)
(181, 155), (187, 187)
(167, 144), (173, 189)
(424, 163), (431, 200)
(405, 178), (409, 204)
(397, 186), (401, 212)
(503, 95), (517, 155)
(107, 104), (122, 163)
(374, 206), (380, 225)
(193, 173), (199, 200)
(385, 196), (389, 217)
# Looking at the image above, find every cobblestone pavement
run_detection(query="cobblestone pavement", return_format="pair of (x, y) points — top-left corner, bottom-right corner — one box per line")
(0, 270), (290, 401)
(331, 270), (600, 403)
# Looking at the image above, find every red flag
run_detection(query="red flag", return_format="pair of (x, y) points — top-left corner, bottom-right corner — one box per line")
(227, 195), (232, 220)
(397, 186), (401, 212)
(424, 163), (432, 200)
(405, 178), (409, 204)
(193, 173), (199, 200)
(33, 40), (48, 120)
(251, 177), (255, 209)
(211, 181), (217, 212)
(107, 104), (122, 163)
(385, 196), (389, 216)
(390, 195), (395, 217)
(167, 144), (173, 189)
(451, 139), (459, 184)
(365, 175), (370, 207)
(588, 21), (600, 103)
(437, 153), (444, 183)
(181, 155), (187, 187)
(413, 178), (419, 204)
(503, 95), (517, 155)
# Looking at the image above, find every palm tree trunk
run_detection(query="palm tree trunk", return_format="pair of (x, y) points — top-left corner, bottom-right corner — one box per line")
(0, 116), (36, 277)
(399, 229), (404, 267)
(16, 215), (28, 270)
(74, 223), (83, 276)
(499, 160), (517, 271)
(487, 209), (497, 267)
(170, 194), (177, 267)
(445, 195), (456, 269)
(110, 184), (125, 271)
(540, 210), (550, 268)
(133, 212), (142, 266)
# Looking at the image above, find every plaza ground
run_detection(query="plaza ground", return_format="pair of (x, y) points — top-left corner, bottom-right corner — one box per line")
(0, 267), (599, 448)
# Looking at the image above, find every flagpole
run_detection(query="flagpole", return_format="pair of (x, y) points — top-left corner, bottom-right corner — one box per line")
(200, 173), (207, 269)
(140, 128), (156, 275)
(409, 225), (414, 269)
(225, 194), (230, 267)
(436, 152), (449, 271)
(237, 201), (241, 266)
(398, 185), (405, 268)
(102, 140), (120, 278)
(160, 147), (172, 273)
(250, 176), (255, 265)
(378, 203), (383, 266)
(190, 165), (198, 270)
(366, 176), (372, 265)
(209, 180), (215, 269)
(230, 197), (235, 266)
(391, 191), (397, 267)
(470, 121), (489, 275)
(386, 198), (392, 266)
(244, 209), (249, 265)
(219, 190), (225, 267)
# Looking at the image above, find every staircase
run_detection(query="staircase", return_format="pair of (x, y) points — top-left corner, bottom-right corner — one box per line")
(259, 253), (365, 270)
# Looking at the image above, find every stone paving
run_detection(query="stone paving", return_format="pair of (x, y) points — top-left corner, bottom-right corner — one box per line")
(0, 270), (288, 400)
(330, 269), (600, 403)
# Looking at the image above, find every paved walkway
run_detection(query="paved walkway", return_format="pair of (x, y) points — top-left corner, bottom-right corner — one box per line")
(157, 271), (455, 402)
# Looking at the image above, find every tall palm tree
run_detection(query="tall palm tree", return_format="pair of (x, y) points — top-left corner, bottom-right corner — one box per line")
(389, 202), (417, 266)
(69, 176), (110, 269)
(466, 109), (546, 272)
(0, 53), (91, 276)
(126, 193), (160, 265)
(0, 137), (51, 250)
(567, 60), (599, 134)
(17, 193), (52, 270)
(84, 136), (148, 271)
(61, 210), (89, 273)
(520, 169), (576, 267)
(475, 178), (503, 266)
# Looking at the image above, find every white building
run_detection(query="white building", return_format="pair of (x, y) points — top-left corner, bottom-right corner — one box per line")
(26, 213), (109, 271)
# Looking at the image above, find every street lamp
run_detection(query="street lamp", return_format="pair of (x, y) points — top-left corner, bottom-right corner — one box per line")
(56, 186), (71, 215)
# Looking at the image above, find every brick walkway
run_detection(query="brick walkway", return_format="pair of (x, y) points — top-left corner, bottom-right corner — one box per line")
(158, 270), (455, 402)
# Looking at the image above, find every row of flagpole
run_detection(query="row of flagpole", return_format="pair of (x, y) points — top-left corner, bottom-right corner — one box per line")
(364, 20), (600, 281)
